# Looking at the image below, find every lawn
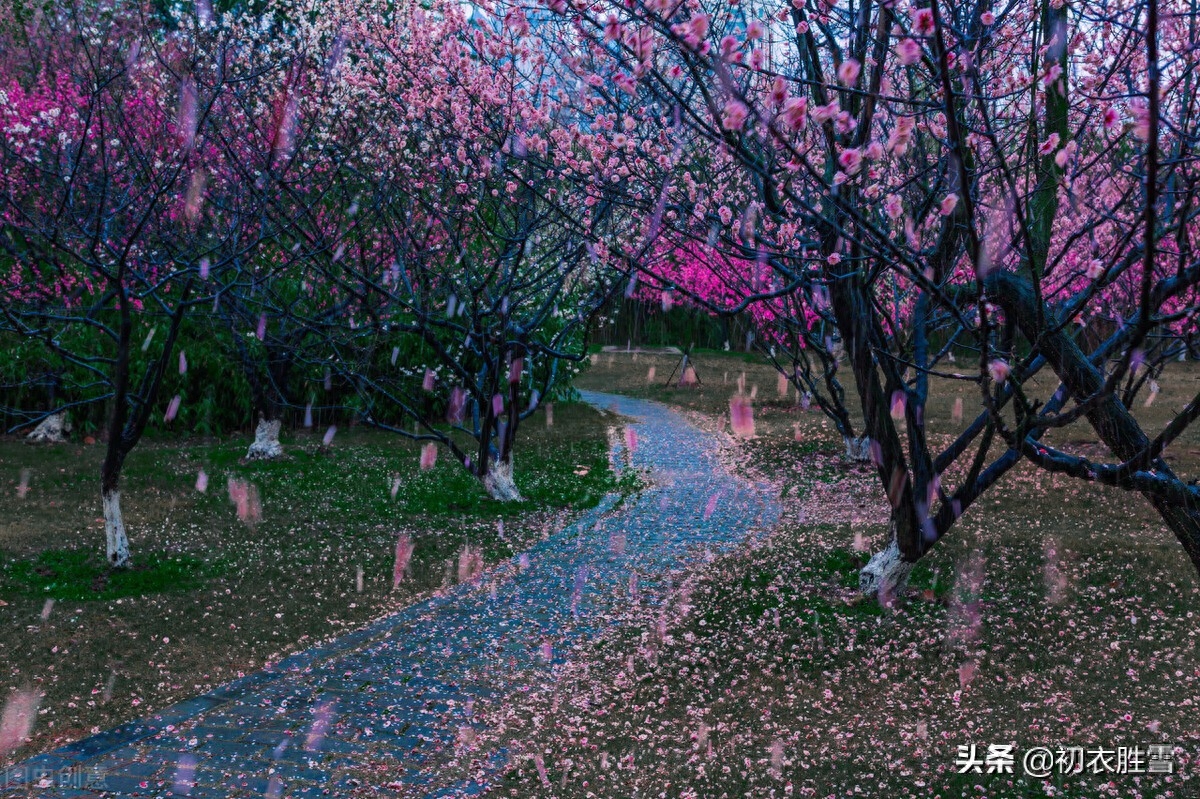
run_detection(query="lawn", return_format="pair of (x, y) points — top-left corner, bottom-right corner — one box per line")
(477, 350), (1200, 798)
(0, 401), (628, 764)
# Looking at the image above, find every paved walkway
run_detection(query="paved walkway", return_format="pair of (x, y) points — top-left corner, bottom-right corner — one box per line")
(4, 391), (780, 798)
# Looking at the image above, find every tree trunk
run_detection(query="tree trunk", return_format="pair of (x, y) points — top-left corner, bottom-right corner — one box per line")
(988, 271), (1200, 573)
(102, 486), (131, 569)
(245, 417), (284, 460)
(26, 412), (71, 443)
(484, 457), (523, 502)
(858, 525), (913, 603)
(842, 435), (872, 463)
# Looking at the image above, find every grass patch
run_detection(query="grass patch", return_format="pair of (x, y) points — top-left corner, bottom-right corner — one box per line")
(1, 549), (216, 601)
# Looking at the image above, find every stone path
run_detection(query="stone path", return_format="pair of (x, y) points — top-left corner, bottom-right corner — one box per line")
(3, 391), (780, 798)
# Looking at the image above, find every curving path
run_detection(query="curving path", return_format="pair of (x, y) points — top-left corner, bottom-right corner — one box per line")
(3, 391), (780, 798)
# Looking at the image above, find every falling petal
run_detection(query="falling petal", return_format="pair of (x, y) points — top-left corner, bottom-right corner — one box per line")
(952, 396), (963, 421)
(393, 534), (413, 587)
(0, 689), (41, 757)
(164, 395), (182, 422)
(958, 660), (977, 689)
(173, 754), (197, 796)
(448, 387), (467, 424)
(323, 426), (336, 447)
(457, 545), (483, 584)
(729, 395), (755, 436)
(305, 700), (337, 752)
(195, 469), (208, 493)
(423, 369), (436, 392)
(304, 402), (313, 428)
(704, 493), (720, 520)
(420, 443), (437, 471)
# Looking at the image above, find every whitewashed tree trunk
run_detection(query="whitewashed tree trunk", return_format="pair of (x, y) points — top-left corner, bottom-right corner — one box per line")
(859, 536), (912, 603)
(27, 412), (71, 443)
(484, 458), (523, 502)
(103, 489), (131, 569)
(842, 435), (872, 462)
(245, 418), (284, 460)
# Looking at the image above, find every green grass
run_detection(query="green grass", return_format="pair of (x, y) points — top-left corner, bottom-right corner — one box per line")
(2, 549), (218, 601)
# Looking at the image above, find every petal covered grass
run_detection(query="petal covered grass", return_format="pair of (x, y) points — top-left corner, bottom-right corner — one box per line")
(471, 351), (1200, 798)
(0, 401), (622, 763)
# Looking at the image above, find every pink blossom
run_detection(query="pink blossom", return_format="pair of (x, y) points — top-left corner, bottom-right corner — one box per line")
(838, 147), (863, 174)
(1039, 132), (1061, 156)
(981, 11), (995, 24)
(898, 38), (921, 65)
(912, 8), (935, 36)
(810, 100), (840, 123)
(603, 14), (622, 41)
(781, 96), (808, 130)
(885, 194), (903, 220)
(722, 100), (749, 131)
(940, 193), (959, 215)
(988, 359), (1011, 383)
(719, 35), (740, 61)
(837, 59), (861, 86)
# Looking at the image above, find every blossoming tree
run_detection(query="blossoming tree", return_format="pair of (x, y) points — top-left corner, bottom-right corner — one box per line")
(538, 0), (1200, 595)
(0, 2), (346, 565)
(244, 0), (625, 500)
